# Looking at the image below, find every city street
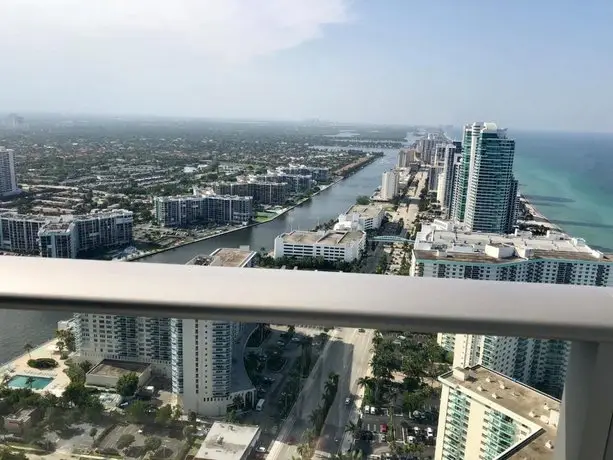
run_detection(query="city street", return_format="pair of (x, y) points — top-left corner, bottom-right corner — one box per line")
(267, 328), (374, 460)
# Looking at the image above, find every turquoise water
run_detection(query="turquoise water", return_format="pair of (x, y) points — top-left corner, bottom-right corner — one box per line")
(450, 129), (613, 251)
(8, 375), (53, 389)
(513, 131), (613, 251)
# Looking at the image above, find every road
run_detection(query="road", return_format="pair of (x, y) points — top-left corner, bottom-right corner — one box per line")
(267, 328), (373, 460)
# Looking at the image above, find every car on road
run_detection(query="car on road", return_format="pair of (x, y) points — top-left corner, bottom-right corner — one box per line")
(344, 397), (351, 406)
(358, 328), (365, 332)
(370, 406), (376, 415)
(364, 405), (370, 414)
(255, 446), (267, 453)
(407, 435), (416, 444)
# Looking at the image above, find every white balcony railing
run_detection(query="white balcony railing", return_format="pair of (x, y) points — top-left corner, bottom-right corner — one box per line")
(1, 256), (613, 460)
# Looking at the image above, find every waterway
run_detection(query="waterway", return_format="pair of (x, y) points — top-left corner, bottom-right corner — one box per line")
(138, 149), (398, 265)
(0, 147), (399, 363)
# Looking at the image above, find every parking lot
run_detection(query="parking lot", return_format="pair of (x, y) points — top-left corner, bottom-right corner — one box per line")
(353, 409), (436, 459)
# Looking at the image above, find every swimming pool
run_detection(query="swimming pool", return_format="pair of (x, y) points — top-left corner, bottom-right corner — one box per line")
(8, 375), (53, 390)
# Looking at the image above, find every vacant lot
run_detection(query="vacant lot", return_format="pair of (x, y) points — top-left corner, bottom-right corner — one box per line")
(97, 423), (186, 458)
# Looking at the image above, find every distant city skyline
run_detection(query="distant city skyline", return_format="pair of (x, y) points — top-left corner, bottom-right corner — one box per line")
(1, 1), (612, 132)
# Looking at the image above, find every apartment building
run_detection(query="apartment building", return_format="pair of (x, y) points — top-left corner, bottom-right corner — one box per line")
(450, 122), (518, 234)
(380, 170), (399, 201)
(0, 147), (19, 197)
(437, 142), (462, 217)
(335, 204), (385, 231)
(0, 213), (47, 253)
(154, 195), (253, 227)
(0, 210), (133, 257)
(411, 220), (612, 397)
(38, 222), (78, 258)
(74, 247), (257, 417)
(279, 166), (330, 181)
(435, 366), (558, 460)
(274, 230), (366, 263)
(212, 182), (290, 205)
(258, 173), (313, 194)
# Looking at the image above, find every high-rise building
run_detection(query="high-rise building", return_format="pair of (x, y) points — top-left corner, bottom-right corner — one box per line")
(0, 212), (47, 253)
(411, 220), (612, 397)
(279, 166), (330, 182)
(397, 150), (416, 168)
(154, 195), (253, 227)
(258, 173), (313, 194)
(435, 366), (559, 460)
(39, 222), (78, 258)
(0, 147), (19, 197)
(416, 135), (438, 164)
(380, 170), (399, 200)
(0, 209), (132, 257)
(75, 246), (258, 416)
(436, 142), (462, 216)
(450, 122), (518, 233)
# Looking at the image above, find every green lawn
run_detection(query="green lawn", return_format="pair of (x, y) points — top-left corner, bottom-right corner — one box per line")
(255, 212), (276, 223)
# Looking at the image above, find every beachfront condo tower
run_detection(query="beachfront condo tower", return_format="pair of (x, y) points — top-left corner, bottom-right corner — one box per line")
(450, 122), (518, 234)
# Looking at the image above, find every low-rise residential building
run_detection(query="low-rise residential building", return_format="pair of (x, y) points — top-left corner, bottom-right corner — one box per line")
(154, 194), (253, 227)
(274, 230), (366, 262)
(335, 204), (385, 231)
(4, 408), (41, 435)
(435, 366), (559, 460)
(194, 422), (261, 460)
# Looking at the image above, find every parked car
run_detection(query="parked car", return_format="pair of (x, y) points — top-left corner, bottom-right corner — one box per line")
(345, 397), (351, 406)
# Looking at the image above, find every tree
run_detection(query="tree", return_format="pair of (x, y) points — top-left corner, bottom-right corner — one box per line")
(78, 360), (93, 373)
(116, 372), (139, 397)
(116, 433), (135, 449)
(188, 411), (197, 425)
(144, 436), (162, 453)
(225, 408), (238, 423)
(0, 447), (28, 460)
(155, 404), (173, 426)
(173, 405), (182, 421)
(25, 376), (35, 390)
(127, 400), (149, 424)
(62, 382), (89, 407)
(89, 427), (98, 441)
(56, 341), (65, 354)
(345, 421), (361, 439)
(23, 343), (33, 359)
(355, 195), (370, 205)
(66, 363), (86, 385)
(182, 425), (196, 441)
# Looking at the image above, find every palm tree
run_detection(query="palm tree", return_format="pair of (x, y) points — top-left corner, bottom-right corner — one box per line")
(24, 343), (34, 359)
(345, 421), (361, 439)
(296, 442), (313, 459)
(25, 376), (35, 390)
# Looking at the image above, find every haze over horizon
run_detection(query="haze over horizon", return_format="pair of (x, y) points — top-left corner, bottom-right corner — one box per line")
(1, 0), (612, 132)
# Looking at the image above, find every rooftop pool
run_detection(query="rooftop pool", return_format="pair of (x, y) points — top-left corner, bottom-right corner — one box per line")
(8, 375), (53, 390)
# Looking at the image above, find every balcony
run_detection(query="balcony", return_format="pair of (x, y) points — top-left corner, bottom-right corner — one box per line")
(1, 256), (612, 460)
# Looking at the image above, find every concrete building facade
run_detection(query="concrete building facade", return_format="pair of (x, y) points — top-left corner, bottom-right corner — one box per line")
(212, 182), (290, 205)
(411, 220), (612, 397)
(0, 147), (19, 197)
(274, 230), (366, 263)
(154, 195), (253, 227)
(435, 366), (559, 460)
(380, 170), (399, 201)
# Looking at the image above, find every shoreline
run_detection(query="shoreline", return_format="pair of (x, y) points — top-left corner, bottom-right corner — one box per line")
(130, 175), (350, 262)
(519, 195), (563, 232)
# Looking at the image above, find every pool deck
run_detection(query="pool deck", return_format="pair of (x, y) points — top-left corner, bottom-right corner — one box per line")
(1, 338), (71, 396)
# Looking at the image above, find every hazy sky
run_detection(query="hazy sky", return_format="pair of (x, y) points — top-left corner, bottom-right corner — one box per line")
(1, 0), (612, 131)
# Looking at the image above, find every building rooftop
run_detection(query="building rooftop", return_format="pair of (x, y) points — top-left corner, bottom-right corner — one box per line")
(440, 366), (559, 460)
(195, 422), (260, 460)
(279, 230), (365, 246)
(88, 359), (150, 378)
(39, 222), (74, 233)
(187, 248), (256, 268)
(413, 220), (613, 264)
(346, 204), (384, 218)
(208, 248), (256, 268)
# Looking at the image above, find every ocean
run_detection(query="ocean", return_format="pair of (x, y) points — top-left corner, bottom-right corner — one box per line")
(449, 129), (613, 251)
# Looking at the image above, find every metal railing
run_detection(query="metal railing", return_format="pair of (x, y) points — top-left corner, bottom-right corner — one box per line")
(1, 256), (613, 459)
